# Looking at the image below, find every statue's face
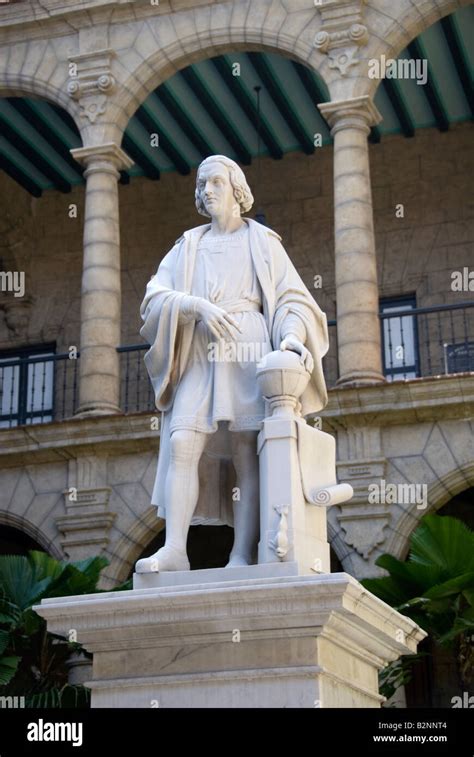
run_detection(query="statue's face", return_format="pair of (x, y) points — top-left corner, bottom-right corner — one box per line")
(197, 162), (237, 219)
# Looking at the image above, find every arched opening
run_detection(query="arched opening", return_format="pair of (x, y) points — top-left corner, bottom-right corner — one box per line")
(0, 523), (47, 556)
(120, 51), (331, 181)
(404, 486), (474, 708)
(0, 513), (62, 559)
(362, 0), (472, 98)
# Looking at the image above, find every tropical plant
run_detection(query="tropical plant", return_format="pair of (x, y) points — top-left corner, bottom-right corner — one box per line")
(362, 514), (474, 699)
(0, 550), (131, 707)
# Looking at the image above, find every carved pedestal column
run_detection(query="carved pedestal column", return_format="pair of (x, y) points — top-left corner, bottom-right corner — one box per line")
(256, 350), (352, 574)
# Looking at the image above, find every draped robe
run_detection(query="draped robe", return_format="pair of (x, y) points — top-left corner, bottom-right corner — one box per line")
(140, 218), (329, 525)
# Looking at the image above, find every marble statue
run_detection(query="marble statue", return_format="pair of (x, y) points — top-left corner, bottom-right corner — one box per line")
(135, 155), (331, 573)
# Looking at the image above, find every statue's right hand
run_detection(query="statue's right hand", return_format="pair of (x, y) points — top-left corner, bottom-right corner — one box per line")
(196, 300), (242, 340)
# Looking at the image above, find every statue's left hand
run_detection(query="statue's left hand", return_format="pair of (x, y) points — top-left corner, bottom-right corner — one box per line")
(280, 337), (314, 373)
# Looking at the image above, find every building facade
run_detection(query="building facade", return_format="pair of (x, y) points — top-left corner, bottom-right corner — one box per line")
(0, 0), (473, 706)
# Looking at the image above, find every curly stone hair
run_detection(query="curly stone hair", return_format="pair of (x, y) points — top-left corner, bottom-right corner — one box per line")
(195, 155), (254, 217)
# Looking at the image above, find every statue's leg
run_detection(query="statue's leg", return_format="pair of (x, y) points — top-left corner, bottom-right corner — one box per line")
(226, 429), (259, 568)
(135, 429), (208, 573)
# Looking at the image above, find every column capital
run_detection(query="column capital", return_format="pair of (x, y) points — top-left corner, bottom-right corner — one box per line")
(67, 48), (116, 125)
(71, 143), (134, 174)
(314, 0), (369, 76)
(318, 95), (382, 136)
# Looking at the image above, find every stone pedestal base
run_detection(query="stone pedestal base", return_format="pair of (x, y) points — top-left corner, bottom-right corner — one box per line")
(36, 571), (425, 708)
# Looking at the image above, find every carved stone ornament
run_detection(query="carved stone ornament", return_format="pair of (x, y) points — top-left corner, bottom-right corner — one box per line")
(335, 457), (390, 559)
(314, 0), (369, 76)
(269, 505), (290, 559)
(67, 49), (116, 124)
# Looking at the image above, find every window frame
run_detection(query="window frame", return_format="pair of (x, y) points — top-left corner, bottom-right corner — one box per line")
(380, 295), (420, 381)
(0, 343), (56, 427)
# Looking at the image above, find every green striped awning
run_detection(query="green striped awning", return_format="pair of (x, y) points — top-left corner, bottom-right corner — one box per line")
(0, 7), (472, 196)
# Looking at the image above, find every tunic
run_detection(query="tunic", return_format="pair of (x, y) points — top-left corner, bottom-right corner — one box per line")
(169, 224), (272, 433)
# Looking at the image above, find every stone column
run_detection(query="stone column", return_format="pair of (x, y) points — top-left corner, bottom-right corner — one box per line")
(71, 143), (133, 416)
(319, 96), (385, 386)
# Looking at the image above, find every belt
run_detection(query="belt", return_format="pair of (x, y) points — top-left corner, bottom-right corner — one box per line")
(215, 299), (261, 314)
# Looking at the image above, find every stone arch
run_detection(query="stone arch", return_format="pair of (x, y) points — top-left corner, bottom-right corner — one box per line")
(384, 462), (474, 561)
(0, 511), (63, 560)
(108, 1), (330, 137)
(0, 38), (82, 131)
(102, 508), (165, 588)
(353, 0), (472, 99)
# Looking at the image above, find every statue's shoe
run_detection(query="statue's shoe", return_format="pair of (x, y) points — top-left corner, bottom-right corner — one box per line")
(135, 545), (190, 573)
(225, 554), (250, 568)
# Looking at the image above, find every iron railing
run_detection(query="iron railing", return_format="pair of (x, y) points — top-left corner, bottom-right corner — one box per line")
(380, 301), (474, 381)
(0, 351), (79, 428)
(117, 344), (154, 414)
(0, 302), (472, 427)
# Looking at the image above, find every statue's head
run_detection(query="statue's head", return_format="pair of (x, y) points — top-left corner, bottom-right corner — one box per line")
(195, 155), (254, 219)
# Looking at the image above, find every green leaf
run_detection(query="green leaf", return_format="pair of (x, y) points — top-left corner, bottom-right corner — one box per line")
(437, 617), (474, 644)
(26, 684), (90, 709)
(460, 606), (474, 622)
(27, 551), (65, 586)
(0, 655), (20, 686)
(0, 593), (21, 627)
(0, 628), (11, 655)
(0, 555), (55, 611)
(68, 556), (109, 583)
(424, 573), (474, 600)
(409, 515), (474, 575)
(376, 553), (443, 594)
(397, 596), (431, 612)
(59, 684), (91, 709)
(361, 576), (410, 607)
(462, 589), (474, 607)
(27, 688), (61, 708)
(21, 608), (43, 636)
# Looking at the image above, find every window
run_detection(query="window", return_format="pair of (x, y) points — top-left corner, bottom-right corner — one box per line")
(0, 344), (55, 428)
(380, 296), (419, 381)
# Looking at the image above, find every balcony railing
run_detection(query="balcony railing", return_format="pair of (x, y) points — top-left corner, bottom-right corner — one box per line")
(380, 301), (474, 381)
(0, 302), (472, 428)
(117, 344), (154, 414)
(0, 351), (79, 428)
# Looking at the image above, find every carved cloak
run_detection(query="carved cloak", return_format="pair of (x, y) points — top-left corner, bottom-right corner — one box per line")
(140, 218), (329, 525)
